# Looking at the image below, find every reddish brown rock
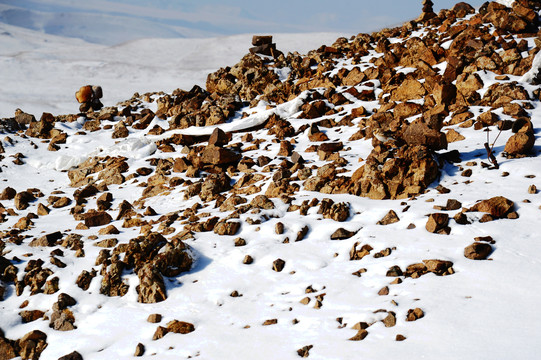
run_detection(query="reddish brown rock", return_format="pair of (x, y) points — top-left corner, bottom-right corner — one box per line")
(504, 132), (535, 157)
(406, 308), (425, 322)
(84, 211), (112, 227)
(425, 213), (450, 234)
(166, 320), (195, 334)
(423, 259), (454, 275)
(402, 121), (448, 150)
(137, 263), (167, 303)
(200, 145), (241, 165)
(464, 242), (493, 260)
(469, 197), (514, 218)
(377, 210), (400, 225)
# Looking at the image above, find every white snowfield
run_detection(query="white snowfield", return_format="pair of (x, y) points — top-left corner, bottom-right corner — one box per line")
(1, 2), (541, 360)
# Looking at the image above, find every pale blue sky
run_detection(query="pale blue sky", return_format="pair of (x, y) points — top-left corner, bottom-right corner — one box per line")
(0, 0), (488, 43)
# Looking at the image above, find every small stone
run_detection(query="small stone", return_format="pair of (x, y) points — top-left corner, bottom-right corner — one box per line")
(330, 228), (357, 240)
(528, 185), (537, 194)
(464, 242), (492, 260)
(297, 345), (313, 357)
(349, 329), (368, 341)
(275, 222), (284, 234)
(152, 326), (168, 340)
(377, 210), (400, 225)
(272, 258), (286, 272)
(300, 297), (311, 305)
(135, 343), (145, 357)
(396, 334), (407, 341)
(147, 314), (162, 323)
(166, 320), (195, 334)
(234, 237), (246, 247)
(425, 213), (450, 234)
(406, 308), (424, 321)
(262, 319), (278, 326)
(382, 312), (396, 327)
(378, 286), (389, 296)
(243, 255), (254, 264)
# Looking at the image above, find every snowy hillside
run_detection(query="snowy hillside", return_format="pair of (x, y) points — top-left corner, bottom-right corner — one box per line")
(1, 1), (541, 360)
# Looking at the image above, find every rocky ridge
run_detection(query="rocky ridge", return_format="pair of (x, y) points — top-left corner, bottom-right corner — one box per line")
(0, 1), (541, 359)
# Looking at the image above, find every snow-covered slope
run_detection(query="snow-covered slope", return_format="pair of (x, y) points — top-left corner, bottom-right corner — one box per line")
(0, 21), (345, 118)
(1, 1), (541, 360)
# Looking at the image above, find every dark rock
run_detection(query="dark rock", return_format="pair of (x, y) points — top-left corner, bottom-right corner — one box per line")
(84, 211), (112, 227)
(330, 228), (357, 240)
(58, 351), (83, 360)
(272, 258), (286, 272)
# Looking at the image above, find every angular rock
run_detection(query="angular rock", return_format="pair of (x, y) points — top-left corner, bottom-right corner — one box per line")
(137, 263), (167, 303)
(425, 213), (450, 234)
(330, 228), (357, 240)
(166, 320), (195, 334)
(377, 210), (400, 225)
(464, 242), (493, 260)
(84, 211), (112, 227)
(469, 197), (514, 218)
(58, 351), (83, 360)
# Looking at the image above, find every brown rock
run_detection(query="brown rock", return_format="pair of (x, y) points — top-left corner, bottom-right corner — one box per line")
(152, 326), (168, 340)
(469, 196), (514, 217)
(406, 308), (424, 321)
(390, 79), (427, 101)
(262, 319), (278, 326)
(504, 132), (535, 156)
(402, 121), (447, 150)
(297, 345), (313, 357)
(382, 312), (396, 327)
(0, 187), (16, 200)
(166, 320), (195, 334)
(446, 129), (465, 143)
(84, 211), (112, 227)
(201, 145), (241, 165)
(76, 270), (95, 290)
(134, 343), (145, 357)
(208, 128), (229, 147)
(37, 203), (50, 216)
(75, 85), (92, 103)
(464, 242), (492, 260)
(19, 310), (45, 323)
(97, 225), (120, 235)
(250, 195), (275, 209)
(14, 191), (35, 210)
(272, 258), (286, 272)
(137, 264), (167, 303)
(0, 332), (17, 360)
(423, 259), (454, 275)
(349, 329), (368, 341)
(425, 213), (449, 234)
(147, 314), (162, 323)
(16, 330), (47, 360)
(377, 210), (400, 225)
(378, 286), (390, 296)
(58, 351), (83, 360)
(214, 222), (240, 236)
(330, 228), (357, 240)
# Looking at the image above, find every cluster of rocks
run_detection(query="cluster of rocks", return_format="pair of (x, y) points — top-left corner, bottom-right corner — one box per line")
(1, 1), (540, 358)
(75, 85), (104, 113)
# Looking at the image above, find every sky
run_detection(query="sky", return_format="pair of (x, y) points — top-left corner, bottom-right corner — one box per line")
(0, 0), (488, 44)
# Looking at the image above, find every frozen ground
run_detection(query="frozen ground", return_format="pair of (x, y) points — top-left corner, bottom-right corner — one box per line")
(1, 1), (541, 359)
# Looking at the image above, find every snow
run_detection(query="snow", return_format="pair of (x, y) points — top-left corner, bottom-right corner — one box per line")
(0, 20), (345, 119)
(496, 0), (515, 6)
(1, 4), (541, 360)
